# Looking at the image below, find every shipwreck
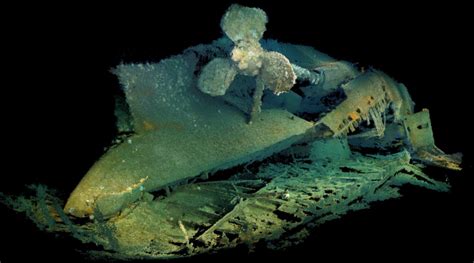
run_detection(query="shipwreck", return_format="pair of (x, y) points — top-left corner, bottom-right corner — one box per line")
(0, 4), (462, 260)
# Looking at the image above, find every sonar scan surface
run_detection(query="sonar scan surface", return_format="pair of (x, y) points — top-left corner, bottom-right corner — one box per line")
(0, 4), (465, 261)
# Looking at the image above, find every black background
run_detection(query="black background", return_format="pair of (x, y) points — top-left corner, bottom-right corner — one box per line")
(1, 1), (472, 262)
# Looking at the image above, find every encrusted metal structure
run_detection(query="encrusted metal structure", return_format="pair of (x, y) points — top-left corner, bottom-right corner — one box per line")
(0, 4), (462, 260)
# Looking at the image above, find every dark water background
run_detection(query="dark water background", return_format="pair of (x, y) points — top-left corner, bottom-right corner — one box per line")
(2, 1), (472, 262)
